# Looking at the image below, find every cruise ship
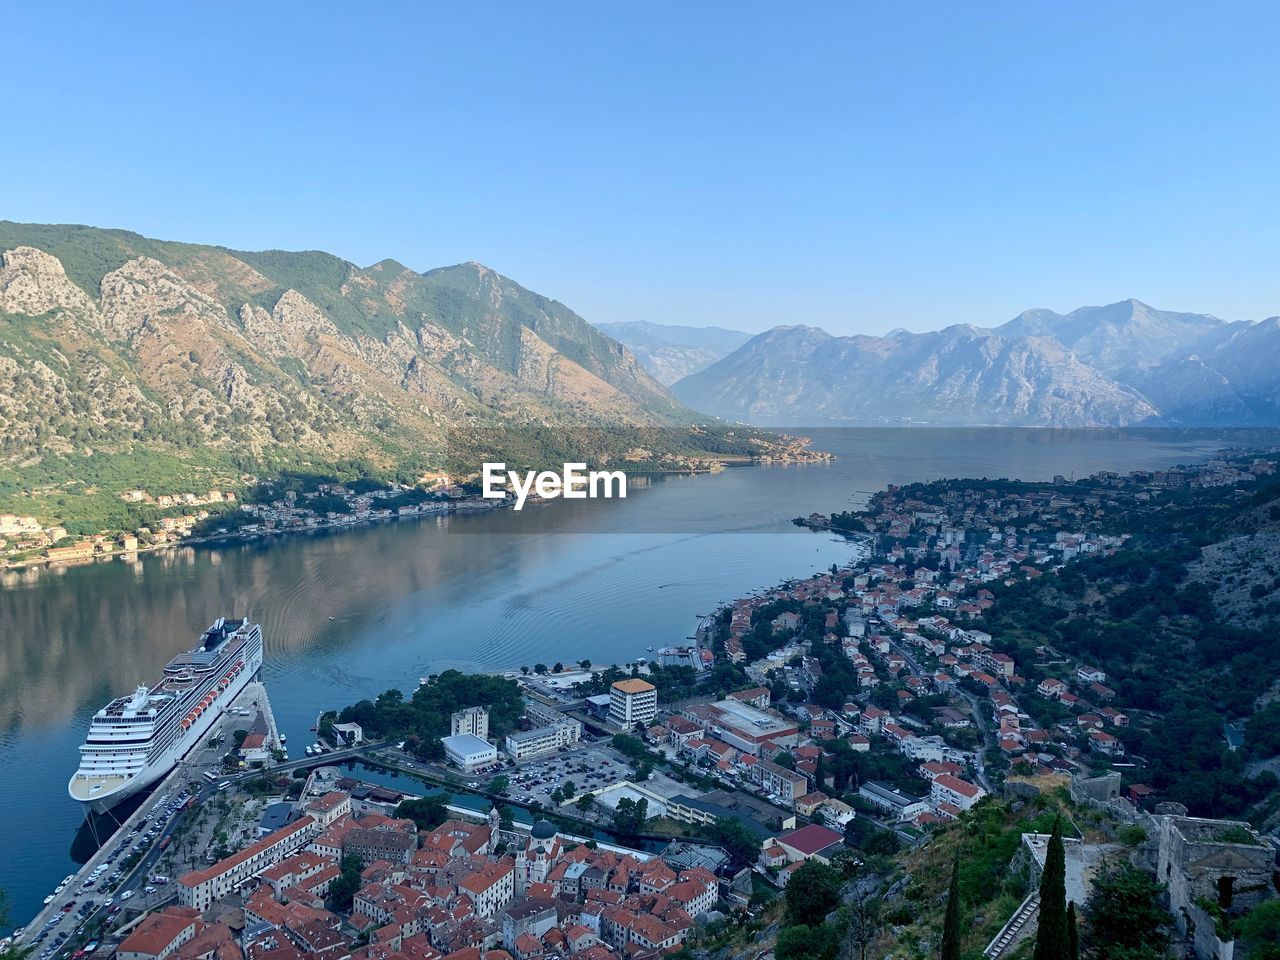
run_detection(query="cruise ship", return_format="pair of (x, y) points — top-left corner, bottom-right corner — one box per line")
(68, 617), (264, 815)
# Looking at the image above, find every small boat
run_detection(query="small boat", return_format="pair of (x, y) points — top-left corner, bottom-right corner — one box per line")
(646, 646), (654, 652)
(327, 616), (336, 621)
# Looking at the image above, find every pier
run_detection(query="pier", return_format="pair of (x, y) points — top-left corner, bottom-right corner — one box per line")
(15, 680), (280, 955)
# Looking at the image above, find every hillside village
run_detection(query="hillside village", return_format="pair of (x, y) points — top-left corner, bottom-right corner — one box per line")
(42, 451), (1280, 960)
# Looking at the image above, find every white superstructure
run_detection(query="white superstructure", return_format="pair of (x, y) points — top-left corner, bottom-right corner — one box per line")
(68, 617), (264, 814)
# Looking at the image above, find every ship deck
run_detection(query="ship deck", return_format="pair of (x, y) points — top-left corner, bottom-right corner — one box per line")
(69, 773), (130, 800)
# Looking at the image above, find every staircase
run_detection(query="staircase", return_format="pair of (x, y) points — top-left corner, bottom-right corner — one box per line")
(984, 891), (1040, 959)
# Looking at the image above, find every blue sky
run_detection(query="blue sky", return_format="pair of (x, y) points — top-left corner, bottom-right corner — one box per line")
(4, 2), (1277, 335)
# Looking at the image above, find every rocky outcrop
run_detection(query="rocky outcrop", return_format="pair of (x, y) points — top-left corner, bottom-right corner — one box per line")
(0, 246), (98, 317)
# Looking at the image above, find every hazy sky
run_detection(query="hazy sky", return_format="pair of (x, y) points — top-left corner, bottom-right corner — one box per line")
(5, 2), (1278, 335)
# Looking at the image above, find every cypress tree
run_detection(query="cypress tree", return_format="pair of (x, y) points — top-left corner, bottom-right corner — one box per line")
(1033, 817), (1070, 960)
(941, 856), (962, 960)
(1066, 900), (1080, 960)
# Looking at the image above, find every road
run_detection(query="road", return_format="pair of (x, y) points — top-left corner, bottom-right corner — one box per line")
(957, 688), (995, 792)
(887, 635), (993, 793)
(16, 684), (281, 959)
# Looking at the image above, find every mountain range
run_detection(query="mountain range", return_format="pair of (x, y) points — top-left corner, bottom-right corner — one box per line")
(5, 216), (1278, 515)
(669, 300), (1280, 426)
(595, 320), (750, 385)
(0, 222), (705, 497)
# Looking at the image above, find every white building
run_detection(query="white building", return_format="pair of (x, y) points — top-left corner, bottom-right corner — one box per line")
(451, 706), (490, 740)
(442, 733), (498, 772)
(609, 678), (657, 729)
(504, 720), (582, 761)
(857, 781), (929, 821)
(177, 815), (319, 910)
(930, 773), (986, 811)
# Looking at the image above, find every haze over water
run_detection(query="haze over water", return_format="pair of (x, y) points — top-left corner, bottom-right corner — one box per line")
(0, 429), (1237, 927)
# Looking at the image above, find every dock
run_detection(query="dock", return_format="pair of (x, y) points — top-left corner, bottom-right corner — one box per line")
(16, 680), (277, 954)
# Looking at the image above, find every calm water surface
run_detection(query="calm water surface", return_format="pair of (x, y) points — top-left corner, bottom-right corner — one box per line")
(0, 429), (1232, 926)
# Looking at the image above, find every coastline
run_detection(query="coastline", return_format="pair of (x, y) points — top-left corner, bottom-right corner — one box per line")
(0, 496), (505, 575)
(3, 451), (834, 576)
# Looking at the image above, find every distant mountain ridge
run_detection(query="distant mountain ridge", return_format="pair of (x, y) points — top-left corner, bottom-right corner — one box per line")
(673, 299), (1280, 426)
(595, 319), (751, 384)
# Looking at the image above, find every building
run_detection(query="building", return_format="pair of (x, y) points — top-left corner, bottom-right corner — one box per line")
(304, 791), (352, 827)
(344, 825), (417, 865)
(524, 698), (567, 728)
(858, 781), (929, 821)
(664, 794), (771, 838)
(177, 815), (319, 910)
(331, 722), (363, 745)
(773, 823), (845, 864)
(117, 910), (199, 960)
(754, 760), (809, 807)
(502, 897), (559, 951)
(515, 821), (562, 891)
(1154, 816), (1275, 960)
(239, 732), (271, 764)
(504, 719), (582, 761)
(704, 699), (801, 755)
(44, 540), (103, 563)
(451, 706), (490, 740)
(459, 858), (515, 918)
(929, 774), (986, 812)
(609, 678), (657, 729)
(441, 732), (499, 772)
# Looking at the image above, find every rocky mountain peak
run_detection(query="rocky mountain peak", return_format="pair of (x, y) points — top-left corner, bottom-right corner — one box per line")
(0, 245), (98, 317)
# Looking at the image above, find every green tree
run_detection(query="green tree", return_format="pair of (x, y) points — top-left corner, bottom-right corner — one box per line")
(612, 797), (648, 837)
(395, 795), (450, 831)
(1236, 900), (1280, 960)
(486, 775), (509, 794)
(1033, 818), (1069, 960)
(1, 888), (31, 960)
(784, 860), (843, 927)
(941, 857), (962, 960)
(1081, 861), (1167, 960)
(706, 817), (762, 868)
(839, 889), (882, 960)
(1067, 901), (1080, 960)
(775, 924), (838, 960)
(328, 854), (365, 911)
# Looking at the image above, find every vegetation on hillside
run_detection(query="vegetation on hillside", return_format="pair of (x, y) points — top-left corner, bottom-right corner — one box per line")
(2, 221), (820, 537)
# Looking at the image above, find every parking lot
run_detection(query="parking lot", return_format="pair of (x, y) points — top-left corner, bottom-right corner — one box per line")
(499, 741), (636, 808)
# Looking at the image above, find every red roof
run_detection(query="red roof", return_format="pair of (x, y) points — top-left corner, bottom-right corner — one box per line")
(778, 823), (844, 856)
(934, 773), (981, 798)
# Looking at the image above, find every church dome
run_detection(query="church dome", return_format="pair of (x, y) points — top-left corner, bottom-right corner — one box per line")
(530, 819), (557, 840)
